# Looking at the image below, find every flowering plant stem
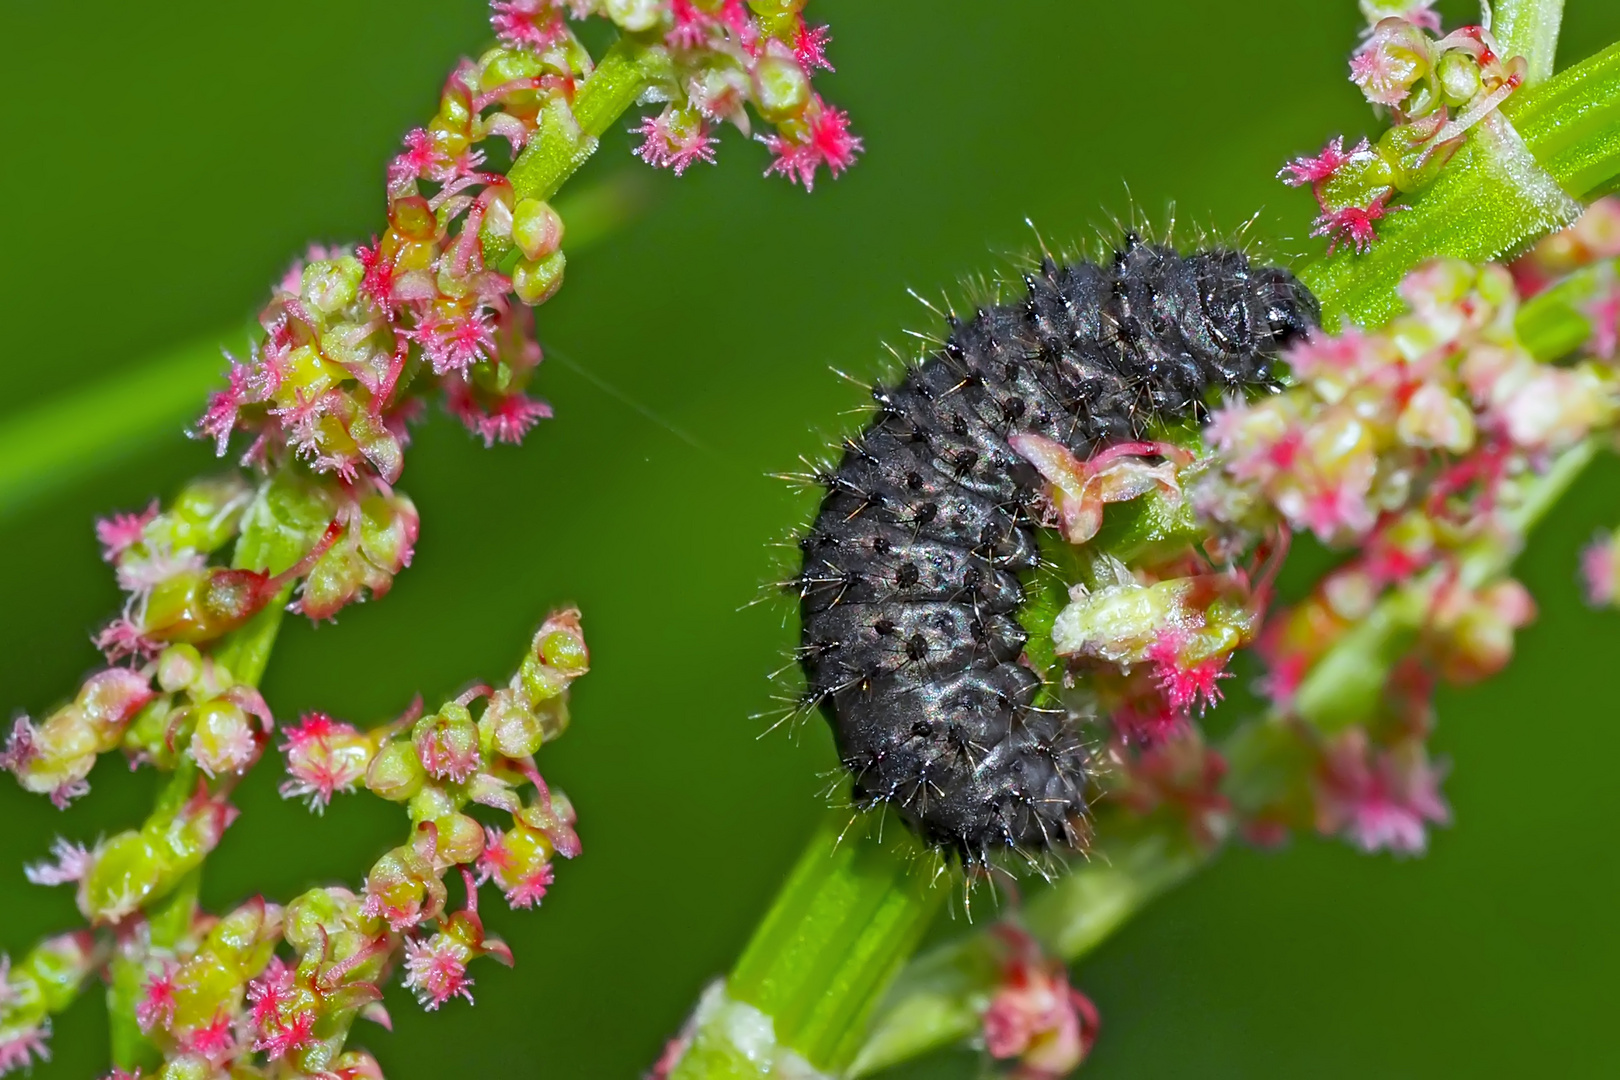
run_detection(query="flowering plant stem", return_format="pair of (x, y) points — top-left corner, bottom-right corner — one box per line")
(76, 38), (676, 1070)
(707, 814), (945, 1075)
(676, 33), (1620, 1078)
(0, 172), (642, 526)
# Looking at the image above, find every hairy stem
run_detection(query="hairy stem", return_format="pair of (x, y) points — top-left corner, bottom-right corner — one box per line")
(1494, 0), (1565, 85)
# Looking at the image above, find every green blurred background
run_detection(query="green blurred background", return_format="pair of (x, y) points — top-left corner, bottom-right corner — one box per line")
(5, 1), (1620, 1076)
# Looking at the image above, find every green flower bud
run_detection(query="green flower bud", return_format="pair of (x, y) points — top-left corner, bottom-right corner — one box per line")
(366, 740), (427, 802)
(752, 53), (811, 122)
(512, 198), (565, 262)
(302, 256), (364, 317)
(513, 249), (566, 305)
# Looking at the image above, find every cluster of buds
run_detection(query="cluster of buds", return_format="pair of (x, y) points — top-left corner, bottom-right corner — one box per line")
(26, 780), (242, 924)
(1204, 259), (1615, 542)
(980, 926), (1099, 1080)
(1282, 3), (1525, 251)
(1191, 250), (1620, 853)
(87, 471), (419, 666)
(0, 933), (98, 1073)
(6, 612), (587, 1078)
(286, 609), (588, 930)
(619, 0), (861, 188)
(1052, 550), (1267, 748)
(3, 638), (272, 810)
(201, 0), (857, 483)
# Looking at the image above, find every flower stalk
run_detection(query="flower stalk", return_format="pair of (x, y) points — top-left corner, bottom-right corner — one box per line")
(665, 813), (947, 1079)
(3, 1), (862, 1074)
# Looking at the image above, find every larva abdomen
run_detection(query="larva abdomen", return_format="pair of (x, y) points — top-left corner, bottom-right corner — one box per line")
(797, 236), (1319, 863)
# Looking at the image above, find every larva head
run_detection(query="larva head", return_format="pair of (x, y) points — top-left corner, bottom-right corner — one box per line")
(1251, 264), (1320, 351)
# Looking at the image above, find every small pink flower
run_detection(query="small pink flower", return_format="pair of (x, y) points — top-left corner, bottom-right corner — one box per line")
(982, 926), (1100, 1079)
(1147, 634), (1230, 714)
(24, 837), (93, 887)
(179, 1014), (239, 1063)
(762, 98), (863, 191)
(1311, 190), (1403, 253)
(477, 827), (556, 908)
(0, 717), (36, 775)
(95, 503), (158, 562)
(445, 383), (554, 447)
(403, 935), (475, 1010)
(666, 0), (715, 50)
(198, 361), (251, 456)
(633, 108), (719, 176)
(94, 616), (164, 666)
(1581, 531), (1619, 607)
(1315, 730), (1450, 854)
(388, 128), (443, 190)
(0, 1025), (51, 1073)
(490, 0), (567, 52)
(414, 307), (496, 375)
(278, 712), (373, 812)
(1350, 19), (1432, 107)
(135, 961), (180, 1033)
(1278, 136), (1362, 187)
(794, 22), (833, 73)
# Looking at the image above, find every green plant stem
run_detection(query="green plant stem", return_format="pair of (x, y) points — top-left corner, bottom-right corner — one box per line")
(15, 31), (671, 1076)
(1495, 0), (1565, 85)
(490, 34), (670, 268)
(669, 810), (949, 1078)
(1302, 40), (1620, 328)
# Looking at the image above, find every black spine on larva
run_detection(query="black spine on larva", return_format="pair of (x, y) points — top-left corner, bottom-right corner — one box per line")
(797, 237), (1319, 862)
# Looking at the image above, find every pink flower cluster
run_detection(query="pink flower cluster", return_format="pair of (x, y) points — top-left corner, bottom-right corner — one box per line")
(981, 926), (1099, 1080)
(199, 16), (574, 480)
(2, 636), (275, 810)
(1281, 9), (1525, 252)
(3, 613), (588, 1078)
(1197, 255), (1620, 853)
(608, 0), (861, 189)
(1203, 260), (1614, 548)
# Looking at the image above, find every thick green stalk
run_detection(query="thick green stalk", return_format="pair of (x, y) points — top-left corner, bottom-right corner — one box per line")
(1495, 0), (1565, 85)
(489, 35), (671, 268)
(851, 817), (1203, 1077)
(670, 810), (949, 1078)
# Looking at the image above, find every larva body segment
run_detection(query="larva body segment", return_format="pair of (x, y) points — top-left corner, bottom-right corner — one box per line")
(796, 236), (1320, 863)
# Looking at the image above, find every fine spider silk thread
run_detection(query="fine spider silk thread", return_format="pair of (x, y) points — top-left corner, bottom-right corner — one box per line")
(794, 234), (1320, 865)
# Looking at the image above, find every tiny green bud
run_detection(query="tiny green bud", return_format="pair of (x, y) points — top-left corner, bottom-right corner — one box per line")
(302, 256), (364, 316)
(157, 644), (203, 692)
(366, 740), (427, 801)
(1437, 51), (1481, 106)
(513, 250), (566, 305)
(752, 53), (811, 122)
(512, 198), (565, 262)
(605, 0), (660, 32)
(83, 831), (165, 920)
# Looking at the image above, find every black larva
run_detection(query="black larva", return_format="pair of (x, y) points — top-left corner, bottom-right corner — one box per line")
(794, 236), (1319, 864)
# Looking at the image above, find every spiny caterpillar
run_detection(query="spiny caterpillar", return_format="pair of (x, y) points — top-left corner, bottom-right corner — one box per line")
(794, 234), (1319, 864)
